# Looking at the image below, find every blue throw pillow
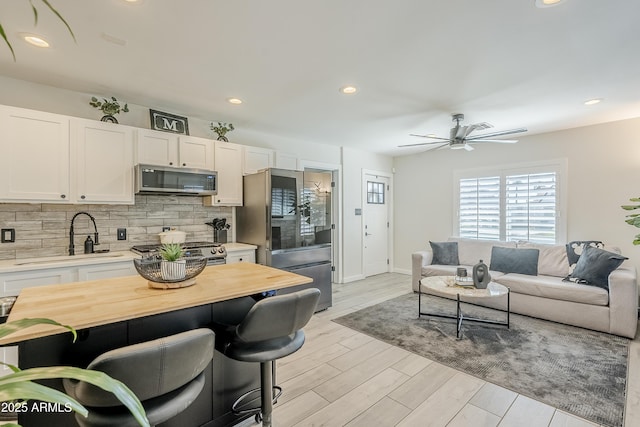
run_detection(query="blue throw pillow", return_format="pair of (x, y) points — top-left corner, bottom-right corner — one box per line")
(490, 246), (540, 276)
(568, 245), (627, 290)
(429, 241), (459, 265)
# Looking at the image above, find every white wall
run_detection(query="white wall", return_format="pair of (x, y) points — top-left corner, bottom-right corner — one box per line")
(393, 117), (640, 277)
(341, 147), (393, 282)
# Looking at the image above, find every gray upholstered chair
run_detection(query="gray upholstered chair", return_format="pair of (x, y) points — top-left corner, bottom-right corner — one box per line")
(63, 328), (214, 427)
(212, 288), (320, 427)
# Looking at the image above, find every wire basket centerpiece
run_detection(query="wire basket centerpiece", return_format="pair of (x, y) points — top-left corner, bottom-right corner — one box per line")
(133, 256), (207, 289)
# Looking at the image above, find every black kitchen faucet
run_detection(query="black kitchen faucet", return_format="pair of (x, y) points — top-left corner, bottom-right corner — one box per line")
(69, 211), (100, 255)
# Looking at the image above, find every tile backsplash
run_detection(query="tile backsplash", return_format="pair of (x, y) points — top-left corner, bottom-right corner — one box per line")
(0, 195), (233, 260)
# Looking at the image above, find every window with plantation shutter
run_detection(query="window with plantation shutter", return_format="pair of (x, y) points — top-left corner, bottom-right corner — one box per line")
(455, 161), (566, 243)
(505, 172), (556, 244)
(459, 176), (501, 240)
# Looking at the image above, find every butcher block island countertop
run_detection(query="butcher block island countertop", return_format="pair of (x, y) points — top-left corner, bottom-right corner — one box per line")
(1, 262), (312, 345)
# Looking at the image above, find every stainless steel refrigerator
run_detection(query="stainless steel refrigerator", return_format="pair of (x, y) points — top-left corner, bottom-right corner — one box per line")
(237, 168), (333, 311)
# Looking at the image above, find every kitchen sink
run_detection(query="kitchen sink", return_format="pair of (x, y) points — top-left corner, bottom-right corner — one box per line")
(13, 252), (124, 266)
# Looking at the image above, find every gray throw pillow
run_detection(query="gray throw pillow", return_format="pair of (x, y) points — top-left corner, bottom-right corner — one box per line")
(568, 245), (627, 290)
(429, 241), (459, 265)
(490, 246), (540, 276)
(566, 240), (604, 266)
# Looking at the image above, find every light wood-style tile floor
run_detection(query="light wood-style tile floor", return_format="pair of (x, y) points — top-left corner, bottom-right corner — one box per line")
(237, 272), (640, 427)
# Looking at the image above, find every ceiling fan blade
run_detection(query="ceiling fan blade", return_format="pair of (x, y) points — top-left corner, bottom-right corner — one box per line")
(398, 141), (447, 147)
(434, 143), (451, 151)
(409, 134), (450, 141)
(466, 127), (527, 140)
(468, 138), (518, 143)
(464, 122), (493, 137)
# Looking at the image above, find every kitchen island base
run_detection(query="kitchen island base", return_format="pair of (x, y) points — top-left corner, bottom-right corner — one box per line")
(17, 302), (260, 427)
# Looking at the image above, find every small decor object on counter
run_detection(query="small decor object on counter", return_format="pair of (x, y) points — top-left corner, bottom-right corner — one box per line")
(210, 122), (234, 142)
(158, 243), (186, 280)
(84, 235), (94, 254)
(134, 244), (206, 289)
(149, 109), (189, 135)
(89, 96), (129, 123)
(472, 259), (491, 289)
(158, 228), (187, 244)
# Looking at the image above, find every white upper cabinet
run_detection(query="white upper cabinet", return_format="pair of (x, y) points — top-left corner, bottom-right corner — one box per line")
(0, 106), (71, 202)
(243, 145), (274, 175)
(178, 136), (214, 170)
(275, 152), (301, 171)
(72, 119), (135, 204)
(136, 129), (179, 167)
(136, 129), (214, 170)
(204, 141), (243, 206)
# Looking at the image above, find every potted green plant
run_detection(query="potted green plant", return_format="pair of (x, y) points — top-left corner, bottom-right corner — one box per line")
(89, 96), (129, 123)
(210, 122), (234, 142)
(158, 243), (186, 281)
(622, 197), (640, 244)
(0, 318), (149, 427)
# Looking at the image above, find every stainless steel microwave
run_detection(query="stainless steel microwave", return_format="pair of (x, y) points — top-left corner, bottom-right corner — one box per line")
(135, 164), (217, 195)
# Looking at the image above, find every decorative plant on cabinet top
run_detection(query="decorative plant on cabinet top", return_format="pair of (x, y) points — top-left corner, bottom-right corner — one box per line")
(89, 96), (129, 123)
(210, 122), (235, 142)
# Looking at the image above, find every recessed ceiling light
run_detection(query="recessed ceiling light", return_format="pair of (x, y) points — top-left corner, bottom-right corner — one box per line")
(535, 0), (565, 8)
(227, 98), (243, 105)
(584, 98), (602, 106)
(21, 34), (50, 48)
(340, 86), (357, 95)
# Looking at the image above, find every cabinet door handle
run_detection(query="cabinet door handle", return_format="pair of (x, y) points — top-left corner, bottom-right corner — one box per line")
(81, 195), (86, 200)
(182, 163), (186, 167)
(169, 162), (173, 166)
(60, 194), (66, 199)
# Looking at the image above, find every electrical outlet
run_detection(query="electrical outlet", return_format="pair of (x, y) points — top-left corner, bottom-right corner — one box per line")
(162, 226), (171, 232)
(117, 228), (127, 240)
(1, 228), (15, 243)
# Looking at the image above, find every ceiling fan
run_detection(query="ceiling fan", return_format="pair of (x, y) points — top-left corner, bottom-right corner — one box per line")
(399, 113), (527, 151)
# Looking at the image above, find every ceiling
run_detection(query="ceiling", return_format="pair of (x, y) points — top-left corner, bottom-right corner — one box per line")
(1, 0), (639, 156)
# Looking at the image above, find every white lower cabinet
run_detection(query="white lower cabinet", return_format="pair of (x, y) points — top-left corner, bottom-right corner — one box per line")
(226, 249), (256, 264)
(77, 262), (137, 282)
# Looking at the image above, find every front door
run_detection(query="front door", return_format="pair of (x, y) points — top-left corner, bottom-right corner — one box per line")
(363, 174), (390, 277)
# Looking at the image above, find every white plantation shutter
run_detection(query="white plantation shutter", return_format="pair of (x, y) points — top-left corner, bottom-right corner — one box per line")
(456, 164), (562, 243)
(505, 172), (556, 244)
(459, 176), (500, 240)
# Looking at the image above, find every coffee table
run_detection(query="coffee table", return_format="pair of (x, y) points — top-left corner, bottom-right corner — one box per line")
(419, 276), (510, 338)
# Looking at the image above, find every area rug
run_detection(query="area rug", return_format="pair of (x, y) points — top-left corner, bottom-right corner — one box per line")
(333, 292), (629, 427)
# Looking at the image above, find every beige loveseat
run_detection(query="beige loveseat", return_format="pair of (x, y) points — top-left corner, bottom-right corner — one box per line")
(412, 238), (638, 338)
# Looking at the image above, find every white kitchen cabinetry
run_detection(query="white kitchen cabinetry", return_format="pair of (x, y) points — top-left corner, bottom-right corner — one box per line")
(226, 249), (256, 264)
(72, 119), (135, 204)
(243, 145), (274, 175)
(77, 262), (137, 282)
(275, 152), (301, 171)
(136, 129), (214, 170)
(205, 141), (243, 206)
(1, 268), (75, 297)
(0, 105), (71, 202)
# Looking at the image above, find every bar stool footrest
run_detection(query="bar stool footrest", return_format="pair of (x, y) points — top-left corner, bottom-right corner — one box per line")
(231, 385), (283, 415)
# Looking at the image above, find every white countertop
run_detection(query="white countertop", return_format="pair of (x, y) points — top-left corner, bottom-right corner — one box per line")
(0, 243), (257, 274)
(0, 251), (139, 274)
(223, 242), (258, 252)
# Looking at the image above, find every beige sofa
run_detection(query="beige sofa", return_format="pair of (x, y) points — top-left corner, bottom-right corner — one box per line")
(412, 238), (638, 338)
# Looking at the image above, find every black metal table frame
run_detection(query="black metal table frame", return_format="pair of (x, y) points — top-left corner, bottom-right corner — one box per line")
(418, 285), (510, 338)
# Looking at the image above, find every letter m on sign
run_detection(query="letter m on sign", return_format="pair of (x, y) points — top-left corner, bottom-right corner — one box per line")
(149, 109), (189, 135)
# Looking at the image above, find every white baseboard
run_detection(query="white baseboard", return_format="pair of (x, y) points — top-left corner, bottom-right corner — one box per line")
(393, 268), (411, 275)
(342, 274), (366, 283)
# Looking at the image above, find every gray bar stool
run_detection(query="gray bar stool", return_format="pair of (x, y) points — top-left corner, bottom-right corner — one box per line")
(63, 328), (214, 427)
(212, 288), (320, 427)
